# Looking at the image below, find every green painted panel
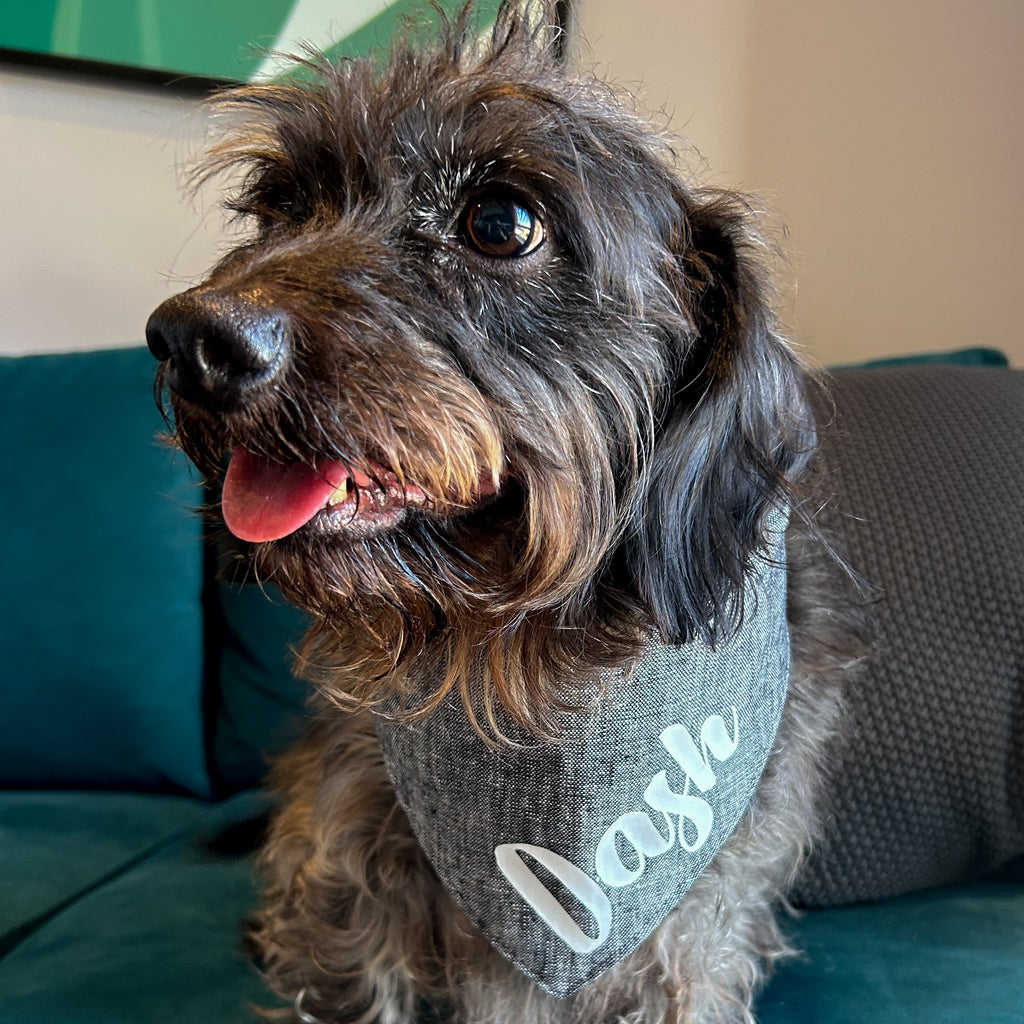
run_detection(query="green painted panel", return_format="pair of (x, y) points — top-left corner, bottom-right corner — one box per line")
(0, 1), (62, 51)
(0, 0), (496, 83)
(58, 0), (297, 80)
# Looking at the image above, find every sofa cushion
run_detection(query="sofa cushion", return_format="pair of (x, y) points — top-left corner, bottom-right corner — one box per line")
(834, 345), (1009, 369)
(0, 791), (217, 951)
(211, 580), (311, 793)
(758, 883), (1024, 1023)
(0, 789), (280, 1023)
(0, 348), (208, 795)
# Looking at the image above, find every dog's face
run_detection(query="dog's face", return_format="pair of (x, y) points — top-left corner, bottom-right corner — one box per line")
(147, 2), (812, 725)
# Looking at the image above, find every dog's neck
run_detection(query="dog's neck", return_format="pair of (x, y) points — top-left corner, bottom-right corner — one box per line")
(373, 508), (792, 996)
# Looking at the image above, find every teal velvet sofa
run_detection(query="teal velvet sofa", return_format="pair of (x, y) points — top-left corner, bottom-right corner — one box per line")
(0, 347), (304, 1022)
(1, 345), (1021, 1023)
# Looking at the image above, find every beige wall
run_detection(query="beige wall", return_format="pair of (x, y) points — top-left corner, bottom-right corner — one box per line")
(0, 69), (223, 354)
(578, 0), (1024, 367)
(3, 2), (1022, 366)
(576, 0), (753, 186)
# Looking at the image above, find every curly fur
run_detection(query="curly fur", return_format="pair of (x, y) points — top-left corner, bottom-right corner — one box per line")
(147, 3), (866, 1021)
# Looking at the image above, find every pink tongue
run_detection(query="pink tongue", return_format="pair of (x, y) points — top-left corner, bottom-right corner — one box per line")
(222, 450), (349, 543)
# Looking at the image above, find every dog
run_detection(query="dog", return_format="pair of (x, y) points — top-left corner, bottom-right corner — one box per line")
(146, 3), (864, 1020)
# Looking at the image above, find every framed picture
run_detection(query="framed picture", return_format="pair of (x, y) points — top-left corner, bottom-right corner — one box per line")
(0, 0), (506, 90)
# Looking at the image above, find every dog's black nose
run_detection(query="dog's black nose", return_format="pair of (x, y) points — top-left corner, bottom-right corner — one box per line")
(146, 289), (291, 408)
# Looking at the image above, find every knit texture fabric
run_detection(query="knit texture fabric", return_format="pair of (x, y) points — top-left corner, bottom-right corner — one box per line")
(794, 366), (1024, 907)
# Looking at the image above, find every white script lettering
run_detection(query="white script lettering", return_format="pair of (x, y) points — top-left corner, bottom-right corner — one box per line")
(643, 707), (741, 853)
(493, 843), (612, 953)
(495, 707), (741, 951)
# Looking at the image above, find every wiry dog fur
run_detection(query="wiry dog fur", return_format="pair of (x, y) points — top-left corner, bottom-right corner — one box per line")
(147, 4), (863, 1021)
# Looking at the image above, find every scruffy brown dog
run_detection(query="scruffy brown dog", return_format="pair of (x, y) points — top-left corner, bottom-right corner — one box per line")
(147, 3), (861, 1021)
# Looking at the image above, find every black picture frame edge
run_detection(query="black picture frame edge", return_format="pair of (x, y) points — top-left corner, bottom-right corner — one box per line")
(0, 47), (233, 97)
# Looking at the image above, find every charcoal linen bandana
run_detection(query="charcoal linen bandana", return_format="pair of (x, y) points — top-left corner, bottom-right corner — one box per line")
(375, 508), (791, 999)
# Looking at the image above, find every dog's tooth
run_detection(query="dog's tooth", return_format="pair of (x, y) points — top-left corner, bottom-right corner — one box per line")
(326, 478), (352, 506)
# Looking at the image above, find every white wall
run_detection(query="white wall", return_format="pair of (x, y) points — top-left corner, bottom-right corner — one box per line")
(3, 2), (1022, 365)
(0, 68), (223, 354)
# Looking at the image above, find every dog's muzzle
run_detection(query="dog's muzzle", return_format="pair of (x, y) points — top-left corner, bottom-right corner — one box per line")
(146, 288), (291, 410)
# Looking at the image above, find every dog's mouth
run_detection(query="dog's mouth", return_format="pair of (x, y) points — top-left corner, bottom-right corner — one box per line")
(221, 448), (498, 543)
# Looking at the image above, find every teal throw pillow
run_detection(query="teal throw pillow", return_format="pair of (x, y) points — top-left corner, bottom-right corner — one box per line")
(0, 348), (209, 795)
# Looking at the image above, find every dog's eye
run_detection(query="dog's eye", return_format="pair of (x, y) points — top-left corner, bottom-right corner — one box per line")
(461, 194), (545, 258)
(261, 191), (314, 228)
(275, 195), (311, 224)
(235, 182), (313, 230)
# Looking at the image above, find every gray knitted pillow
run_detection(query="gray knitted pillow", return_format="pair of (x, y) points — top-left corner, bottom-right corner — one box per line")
(794, 366), (1024, 907)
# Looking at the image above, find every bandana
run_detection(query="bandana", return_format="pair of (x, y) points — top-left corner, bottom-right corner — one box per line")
(375, 509), (790, 999)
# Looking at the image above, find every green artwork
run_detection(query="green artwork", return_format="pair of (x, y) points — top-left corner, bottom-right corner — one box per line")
(0, 0), (501, 82)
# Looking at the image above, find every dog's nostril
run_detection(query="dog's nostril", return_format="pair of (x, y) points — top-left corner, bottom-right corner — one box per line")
(203, 312), (289, 382)
(145, 323), (172, 363)
(191, 316), (288, 401)
(146, 290), (291, 407)
(196, 331), (238, 380)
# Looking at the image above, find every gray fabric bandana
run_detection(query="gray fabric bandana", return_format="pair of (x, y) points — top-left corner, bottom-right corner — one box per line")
(375, 508), (791, 999)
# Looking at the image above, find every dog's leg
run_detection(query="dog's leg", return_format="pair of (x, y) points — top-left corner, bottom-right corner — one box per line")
(256, 710), (549, 1024)
(251, 710), (609, 1024)
(253, 710), (446, 1023)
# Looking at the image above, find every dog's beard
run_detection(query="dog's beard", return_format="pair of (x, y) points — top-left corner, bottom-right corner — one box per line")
(180, 398), (648, 738)
(234, 478), (647, 740)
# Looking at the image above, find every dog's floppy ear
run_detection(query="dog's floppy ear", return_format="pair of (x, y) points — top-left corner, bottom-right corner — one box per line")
(623, 190), (815, 645)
